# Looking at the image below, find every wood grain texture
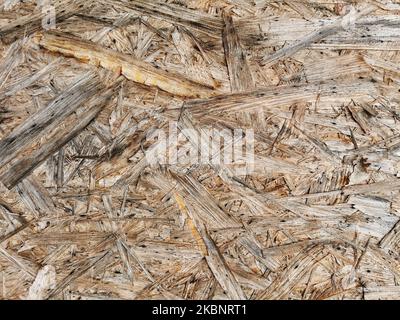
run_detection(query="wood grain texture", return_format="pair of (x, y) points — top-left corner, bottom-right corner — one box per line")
(33, 31), (217, 98)
(222, 11), (254, 92)
(0, 0), (400, 301)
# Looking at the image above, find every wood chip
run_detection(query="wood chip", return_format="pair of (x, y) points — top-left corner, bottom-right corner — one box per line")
(1, 0), (400, 301)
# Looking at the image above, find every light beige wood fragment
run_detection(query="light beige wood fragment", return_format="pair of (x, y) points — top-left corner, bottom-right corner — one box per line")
(33, 31), (216, 98)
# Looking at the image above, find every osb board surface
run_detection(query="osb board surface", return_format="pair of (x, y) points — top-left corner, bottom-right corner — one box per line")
(0, 0), (400, 300)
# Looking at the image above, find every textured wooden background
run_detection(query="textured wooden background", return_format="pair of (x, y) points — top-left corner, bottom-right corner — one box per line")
(0, 0), (400, 300)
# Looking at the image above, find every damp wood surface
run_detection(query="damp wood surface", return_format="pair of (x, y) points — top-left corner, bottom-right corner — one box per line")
(0, 0), (400, 300)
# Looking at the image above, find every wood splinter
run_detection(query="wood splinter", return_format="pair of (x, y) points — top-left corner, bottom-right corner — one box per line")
(33, 31), (217, 99)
